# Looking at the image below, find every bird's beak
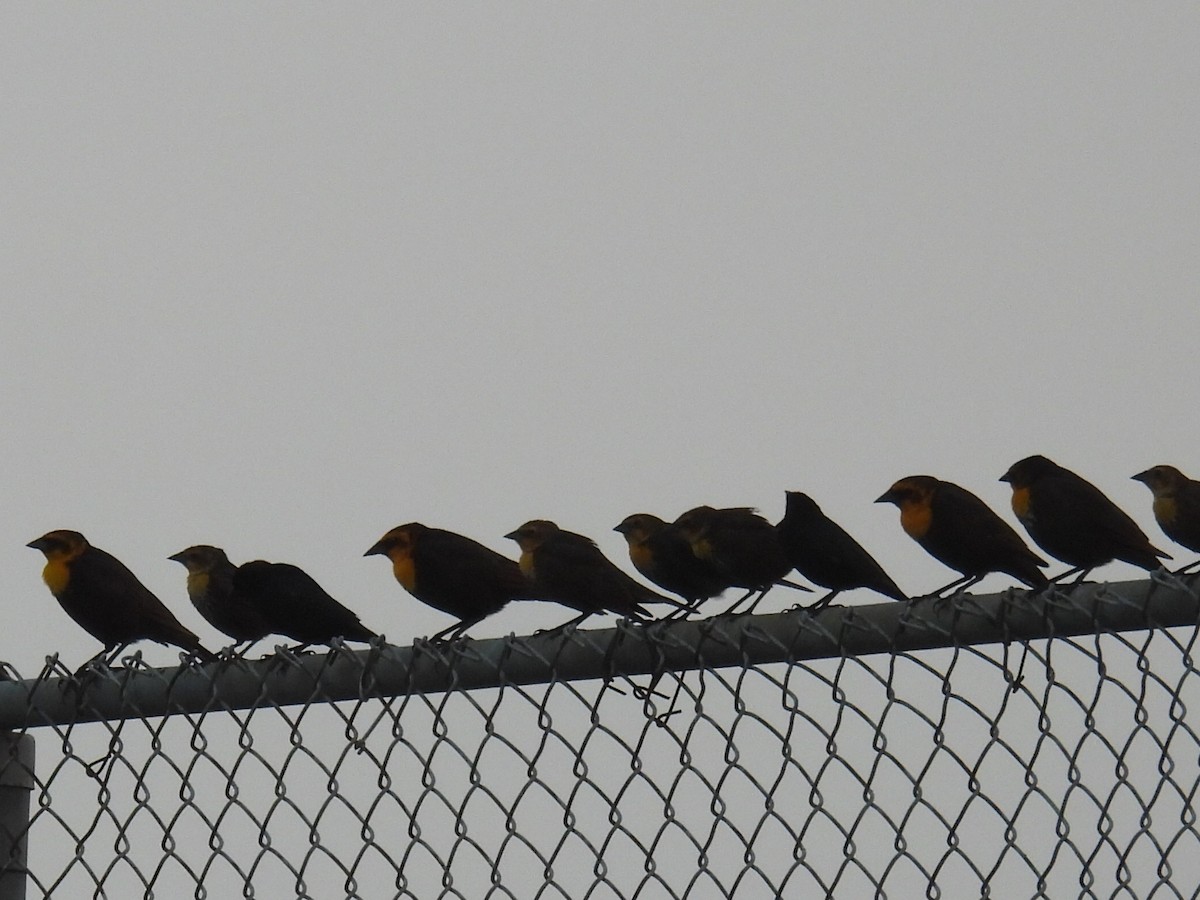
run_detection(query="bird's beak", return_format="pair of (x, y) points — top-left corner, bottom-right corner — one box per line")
(998, 469), (1014, 483)
(874, 491), (895, 505)
(26, 537), (49, 552)
(1131, 470), (1151, 484)
(503, 530), (520, 541)
(167, 550), (187, 564)
(363, 541), (386, 557)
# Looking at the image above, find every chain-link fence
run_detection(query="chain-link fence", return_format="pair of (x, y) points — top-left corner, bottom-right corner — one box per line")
(1, 574), (1198, 898)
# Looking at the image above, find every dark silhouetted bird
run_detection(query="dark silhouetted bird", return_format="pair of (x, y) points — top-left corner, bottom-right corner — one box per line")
(1132, 465), (1200, 572)
(614, 513), (731, 613)
(1001, 455), (1169, 582)
(167, 545), (274, 650)
(365, 523), (539, 641)
(29, 529), (216, 667)
(876, 477), (1049, 595)
(168, 544), (376, 650)
(673, 505), (809, 615)
(776, 491), (908, 609)
(504, 519), (680, 628)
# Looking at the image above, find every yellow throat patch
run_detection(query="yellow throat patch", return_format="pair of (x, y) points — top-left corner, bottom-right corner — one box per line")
(186, 571), (210, 598)
(899, 500), (932, 540)
(42, 558), (72, 597)
(1010, 486), (1032, 521)
(628, 542), (654, 573)
(1153, 495), (1177, 527)
(390, 552), (417, 593)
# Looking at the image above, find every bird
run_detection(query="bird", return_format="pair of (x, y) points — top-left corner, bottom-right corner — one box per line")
(28, 529), (216, 668)
(167, 545), (275, 651)
(504, 519), (681, 629)
(672, 505), (809, 615)
(168, 544), (376, 651)
(775, 491), (908, 609)
(1132, 465), (1200, 573)
(1001, 455), (1170, 582)
(365, 523), (539, 641)
(876, 477), (1049, 596)
(613, 513), (732, 613)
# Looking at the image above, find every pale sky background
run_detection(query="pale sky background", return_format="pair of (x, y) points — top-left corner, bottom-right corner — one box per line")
(2, 5), (1197, 670)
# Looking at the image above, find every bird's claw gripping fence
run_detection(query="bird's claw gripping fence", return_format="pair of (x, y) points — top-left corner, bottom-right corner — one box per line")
(1, 574), (1199, 898)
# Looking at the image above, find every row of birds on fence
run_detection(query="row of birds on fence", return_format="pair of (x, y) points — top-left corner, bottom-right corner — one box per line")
(23, 456), (1200, 671)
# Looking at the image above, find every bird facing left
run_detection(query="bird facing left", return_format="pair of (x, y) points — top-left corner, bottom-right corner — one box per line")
(28, 529), (216, 668)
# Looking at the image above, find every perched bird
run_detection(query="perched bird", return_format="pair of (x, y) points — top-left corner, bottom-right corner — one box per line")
(876, 477), (1049, 595)
(1001, 455), (1169, 582)
(28, 529), (216, 667)
(775, 491), (908, 609)
(613, 513), (731, 612)
(365, 523), (538, 641)
(1132, 465), (1200, 572)
(673, 505), (809, 615)
(167, 545), (274, 649)
(168, 545), (376, 650)
(504, 519), (680, 628)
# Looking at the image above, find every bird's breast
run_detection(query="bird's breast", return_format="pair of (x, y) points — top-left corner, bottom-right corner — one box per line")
(628, 543), (655, 574)
(518, 551), (536, 580)
(1010, 486), (1032, 522)
(41, 559), (71, 597)
(1153, 495), (1177, 527)
(899, 502), (932, 540)
(390, 555), (417, 592)
(186, 571), (210, 598)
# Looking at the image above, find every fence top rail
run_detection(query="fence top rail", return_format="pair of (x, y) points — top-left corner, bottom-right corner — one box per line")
(1, 573), (1196, 730)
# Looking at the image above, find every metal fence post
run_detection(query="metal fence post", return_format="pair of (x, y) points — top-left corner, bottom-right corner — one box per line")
(0, 732), (34, 900)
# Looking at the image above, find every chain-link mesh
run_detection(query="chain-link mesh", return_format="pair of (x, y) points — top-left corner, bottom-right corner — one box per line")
(1, 575), (1198, 898)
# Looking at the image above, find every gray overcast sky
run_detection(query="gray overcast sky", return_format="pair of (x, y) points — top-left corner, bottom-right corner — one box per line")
(2, 5), (1198, 673)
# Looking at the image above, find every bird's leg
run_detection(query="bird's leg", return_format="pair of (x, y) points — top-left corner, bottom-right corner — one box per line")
(1048, 566), (1086, 585)
(719, 589), (756, 617)
(794, 589), (840, 613)
(927, 574), (973, 597)
(535, 611), (593, 637)
(220, 639), (261, 660)
(1071, 568), (1093, 587)
(429, 615), (483, 644)
(723, 587), (775, 617)
(660, 602), (701, 622)
(927, 575), (982, 609)
(101, 643), (131, 669)
(740, 588), (773, 616)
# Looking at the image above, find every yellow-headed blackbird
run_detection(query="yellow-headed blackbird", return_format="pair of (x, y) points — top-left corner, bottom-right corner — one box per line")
(614, 513), (732, 611)
(365, 523), (539, 641)
(776, 491), (908, 609)
(28, 529), (216, 666)
(876, 477), (1049, 595)
(167, 545), (274, 648)
(1001, 455), (1169, 581)
(673, 505), (808, 614)
(168, 545), (375, 648)
(1132, 465), (1200, 572)
(504, 519), (680, 627)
